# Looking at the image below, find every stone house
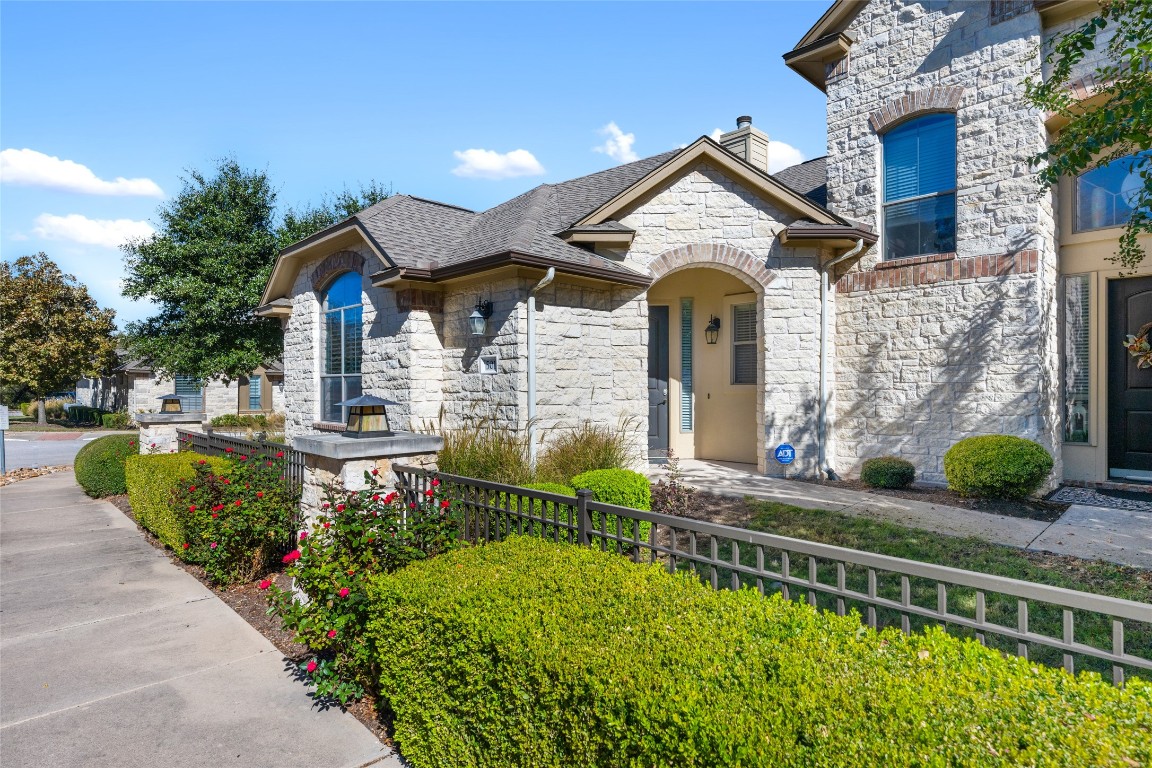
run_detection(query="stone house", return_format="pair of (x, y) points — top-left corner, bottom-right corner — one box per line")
(78, 357), (286, 421)
(260, 0), (1150, 487)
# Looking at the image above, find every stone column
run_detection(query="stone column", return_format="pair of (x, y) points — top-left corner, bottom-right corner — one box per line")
(291, 431), (444, 523)
(134, 412), (206, 454)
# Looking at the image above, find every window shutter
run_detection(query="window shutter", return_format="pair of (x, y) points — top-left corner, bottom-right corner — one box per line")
(680, 298), (693, 432)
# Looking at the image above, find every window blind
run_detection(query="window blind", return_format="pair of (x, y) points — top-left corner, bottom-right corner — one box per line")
(680, 298), (693, 432)
(732, 303), (757, 385)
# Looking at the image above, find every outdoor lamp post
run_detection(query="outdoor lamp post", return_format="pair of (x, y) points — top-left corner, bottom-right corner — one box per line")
(336, 394), (399, 437)
(468, 298), (493, 337)
(157, 393), (184, 414)
(704, 315), (721, 345)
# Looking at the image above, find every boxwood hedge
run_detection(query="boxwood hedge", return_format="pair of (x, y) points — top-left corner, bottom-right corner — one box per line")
(944, 435), (1054, 498)
(125, 452), (230, 549)
(74, 434), (137, 497)
(368, 537), (1151, 768)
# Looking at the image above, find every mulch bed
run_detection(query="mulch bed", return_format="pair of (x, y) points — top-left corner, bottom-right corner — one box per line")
(106, 494), (392, 744)
(794, 477), (1069, 523)
(0, 465), (72, 487)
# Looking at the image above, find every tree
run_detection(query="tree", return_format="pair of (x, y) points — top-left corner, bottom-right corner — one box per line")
(1025, 0), (1152, 270)
(278, 180), (392, 248)
(122, 158), (390, 384)
(0, 254), (117, 424)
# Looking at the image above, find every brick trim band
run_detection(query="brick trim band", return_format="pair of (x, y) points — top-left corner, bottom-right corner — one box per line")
(311, 250), (365, 291)
(648, 243), (776, 291)
(869, 86), (965, 133)
(836, 250), (1038, 293)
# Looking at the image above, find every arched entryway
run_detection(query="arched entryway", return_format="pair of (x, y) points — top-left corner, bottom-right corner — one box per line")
(646, 263), (765, 465)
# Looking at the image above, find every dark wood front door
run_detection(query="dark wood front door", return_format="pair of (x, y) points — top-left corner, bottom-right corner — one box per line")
(648, 306), (669, 457)
(1108, 275), (1152, 480)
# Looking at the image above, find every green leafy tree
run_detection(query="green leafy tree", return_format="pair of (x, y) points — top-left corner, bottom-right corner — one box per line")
(1025, 0), (1152, 270)
(122, 158), (283, 383)
(0, 254), (117, 424)
(278, 181), (392, 248)
(123, 158), (389, 383)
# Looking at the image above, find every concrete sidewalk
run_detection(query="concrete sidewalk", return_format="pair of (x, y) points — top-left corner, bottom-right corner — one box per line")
(651, 460), (1152, 569)
(0, 472), (402, 768)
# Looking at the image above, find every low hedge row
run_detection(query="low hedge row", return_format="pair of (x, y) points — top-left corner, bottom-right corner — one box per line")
(125, 453), (230, 549)
(74, 434), (137, 497)
(368, 537), (1151, 768)
(571, 468), (651, 542)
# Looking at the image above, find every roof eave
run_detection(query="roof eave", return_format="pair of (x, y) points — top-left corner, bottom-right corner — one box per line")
(370, 251), (652, 289)
(260, 220), (393, 305)
(779, 224), (878, 247)
(782, 32), (853, 93)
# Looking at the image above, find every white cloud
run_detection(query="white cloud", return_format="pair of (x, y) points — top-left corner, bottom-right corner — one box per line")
(768, 141), (806, 174)
(593, 122), (638, 164)
(31, 213), (154, 248)
(451, 148), (544, 180)
(708, 128), (806, 173)
(0, 148), (164, 197)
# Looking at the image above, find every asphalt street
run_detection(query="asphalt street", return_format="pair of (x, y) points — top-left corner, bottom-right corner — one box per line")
(1, 430), (130, 471)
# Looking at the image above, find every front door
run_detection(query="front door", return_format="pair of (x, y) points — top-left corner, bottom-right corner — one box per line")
(1108, 275), (1152, 481)
(648, 306), (669, 458)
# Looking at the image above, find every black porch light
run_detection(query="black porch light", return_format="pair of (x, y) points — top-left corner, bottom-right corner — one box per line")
(468, 298), (493, 337)
(336, 394), (399, 437)
(157, 393), (184, 414)
(704, 315), (721, 345)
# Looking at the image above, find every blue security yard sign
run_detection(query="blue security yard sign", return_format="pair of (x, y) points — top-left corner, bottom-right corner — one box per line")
(774, 444), (795, 465)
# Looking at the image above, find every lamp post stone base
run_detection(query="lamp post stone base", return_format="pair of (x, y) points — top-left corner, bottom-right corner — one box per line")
(134, 413), (206, 454)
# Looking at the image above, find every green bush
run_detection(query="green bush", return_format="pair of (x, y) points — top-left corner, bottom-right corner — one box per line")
(437, 421), (532, 485)
(101, 411), (132, 429)
(860, 456), (916, 489)
(125, 452), (230, 549)
(368, 537), (1152, 768)
(491, 483), (577, 538)
(944, 435), (1054, 498)
(210, 413), (267, 429)
(570, 468), (650, 543)
(74, 434), (138, 497)
(535, 422), (634, 484)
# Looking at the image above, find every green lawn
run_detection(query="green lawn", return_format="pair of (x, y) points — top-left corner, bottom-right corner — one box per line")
(672, 499), (1151, 680)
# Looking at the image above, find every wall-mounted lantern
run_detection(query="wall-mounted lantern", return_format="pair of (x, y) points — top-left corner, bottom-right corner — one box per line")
(468, 298), (493, 337)
(704, 315), (721, 345)
(336, 394), (398, 437)
(157, 393), (184, 414)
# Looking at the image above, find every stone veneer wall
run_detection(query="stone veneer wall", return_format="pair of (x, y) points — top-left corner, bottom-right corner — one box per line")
(620, 163), (825, 474)
(825, 0), (1061, 484)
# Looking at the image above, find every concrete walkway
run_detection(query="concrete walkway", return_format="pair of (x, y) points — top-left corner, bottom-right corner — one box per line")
(652, 460), (1152, 569)
(0, 471), (402, 768)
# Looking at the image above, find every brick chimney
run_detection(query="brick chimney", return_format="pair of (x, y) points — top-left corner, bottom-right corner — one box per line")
(718, 115), (770, 173)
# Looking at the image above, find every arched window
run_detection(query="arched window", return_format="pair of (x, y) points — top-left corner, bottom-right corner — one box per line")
(321, 272), (363, 423)
(882, 113), (957, 260)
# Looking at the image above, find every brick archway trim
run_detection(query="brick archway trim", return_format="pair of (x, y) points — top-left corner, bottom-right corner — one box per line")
(311, 250), (366, 291)
(648, 243), (776, 290)
(869, 86), (964, 133)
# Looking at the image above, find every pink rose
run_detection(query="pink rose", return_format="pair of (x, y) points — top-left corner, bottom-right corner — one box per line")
(306, 660), (317, 673)
(338, 588), (350, 598)
(327, 629), (337, 639)
(283, 550), (301, 563)
(258, 579), (271, 590)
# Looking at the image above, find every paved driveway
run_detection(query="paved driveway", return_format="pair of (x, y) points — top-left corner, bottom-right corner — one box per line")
(0, 472), (402, 768)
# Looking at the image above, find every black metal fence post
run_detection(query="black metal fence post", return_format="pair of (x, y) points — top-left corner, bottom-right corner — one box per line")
(576, 489), (593, 547)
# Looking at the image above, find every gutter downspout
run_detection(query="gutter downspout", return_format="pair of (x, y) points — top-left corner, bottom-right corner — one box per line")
(818, 239), (864, 478)
(527, 267), (556, 468)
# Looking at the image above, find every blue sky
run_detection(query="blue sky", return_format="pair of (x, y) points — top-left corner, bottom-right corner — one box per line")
(1, 1), (831, 326)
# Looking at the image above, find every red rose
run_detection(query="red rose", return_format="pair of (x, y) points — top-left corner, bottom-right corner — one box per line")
(209, 542), (217, 550)
(240, 455), (248, 462)
(322, 522), (331, 529)
(182, 542), (189, 549)
(198, 459), (206, 465)
(338, 588), (350, 598)
(188, 505), (196, 512)
(258, 579), (271, 590)
(189, 486), (196, 492)
(327, 629), (337, 639)
(409, 503), (416, 510)
(371, 494), (380, 502)
(211, 513), (218, 519)
(440, 500), (450, 509)
(347, 569), (355, 576)
(322, 502), (330, 508)
(371, 469), (379, 476)
(276, 451), (284, 459)
(256, 491), (264, 499)
(306, 660), (317, 673)
(282, 550), (301, 563)
(212, 504), (224, 512)
(424, 489), (434, 497)
(299, 531), (308, 540)
(266, 461), (273, 467)
(225, 447), (233, 453)
(430, 478), (441, 487)
(222, 478), (230, 485)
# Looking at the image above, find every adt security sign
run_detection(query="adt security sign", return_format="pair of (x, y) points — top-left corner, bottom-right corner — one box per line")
(774, 444), (796, 465)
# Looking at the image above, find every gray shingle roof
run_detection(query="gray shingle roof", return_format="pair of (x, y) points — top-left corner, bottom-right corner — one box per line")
(772, 156), (827, 208)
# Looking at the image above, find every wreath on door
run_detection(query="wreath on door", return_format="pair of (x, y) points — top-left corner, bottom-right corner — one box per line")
(1125, 321), (1152, 369)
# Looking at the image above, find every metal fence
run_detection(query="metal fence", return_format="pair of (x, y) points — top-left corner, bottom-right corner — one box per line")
(176, 429), (304, 496)
(395, 465), (1152, 686)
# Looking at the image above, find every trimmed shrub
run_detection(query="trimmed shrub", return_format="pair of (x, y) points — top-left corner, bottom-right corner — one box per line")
(570, 468), (650, 510)
(944, 435), (1054, 499)
(101, 411), (132, 429)
(860, 456), (916, 489)
(437, 421), (532, 485)
(368, 537), (1152, 768)
(74, 434), (137, 497)
(535, 422), (634, 485)
(125, 452), (229, 549)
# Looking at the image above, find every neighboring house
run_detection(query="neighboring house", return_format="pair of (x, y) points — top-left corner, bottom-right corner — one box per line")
(260, 0), (1150, 487)
(79, 357), (286, 420)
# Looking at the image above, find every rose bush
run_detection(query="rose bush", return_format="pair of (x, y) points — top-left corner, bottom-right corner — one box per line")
(266, 470), (460, 702)
(170, 450), (297, 585)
